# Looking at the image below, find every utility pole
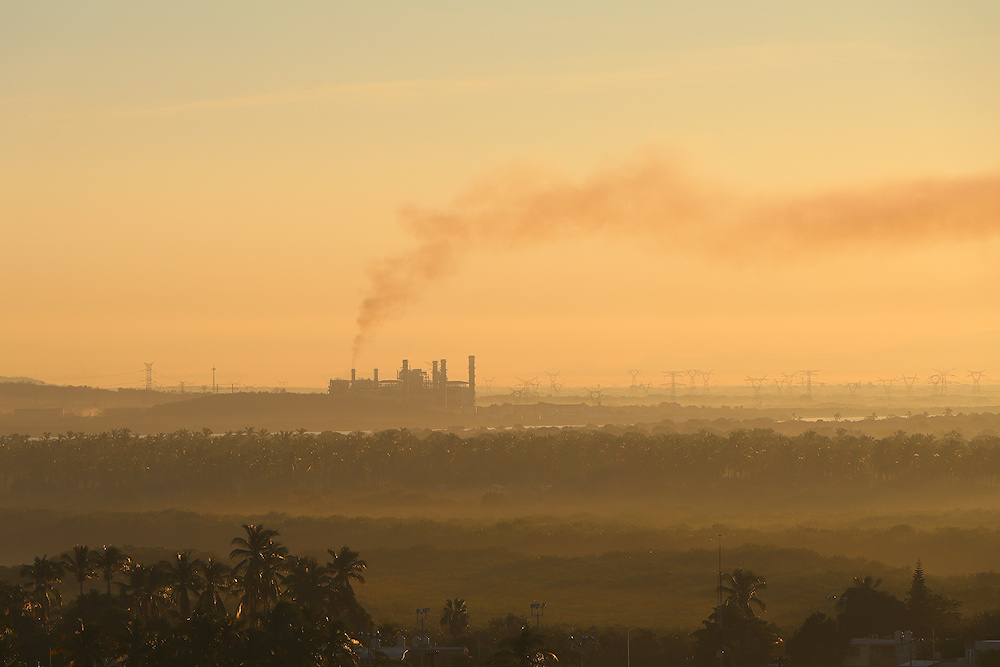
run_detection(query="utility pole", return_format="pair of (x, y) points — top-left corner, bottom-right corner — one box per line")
(143, 363), (153, 409)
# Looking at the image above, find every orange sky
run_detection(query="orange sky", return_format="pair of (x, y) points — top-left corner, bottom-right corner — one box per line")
(2, 3), (999, 390)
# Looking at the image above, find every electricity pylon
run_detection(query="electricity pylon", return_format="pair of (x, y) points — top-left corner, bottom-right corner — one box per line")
(585, 385), (605, 406)
(627, 369), (641, 392)
(662, 371), (683, 399)
(877, 377), (897, 398)
(746, 376), (768, 407)
(969, 370), (986, 396)
(932, 368), (956, 395)
(798, 370), (819, 399)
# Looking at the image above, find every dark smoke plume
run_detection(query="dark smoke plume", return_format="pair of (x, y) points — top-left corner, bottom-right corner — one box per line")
(353, 154), (1000, 360)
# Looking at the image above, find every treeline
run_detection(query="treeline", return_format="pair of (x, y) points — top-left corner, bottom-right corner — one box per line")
(1, 427), (1000, 506)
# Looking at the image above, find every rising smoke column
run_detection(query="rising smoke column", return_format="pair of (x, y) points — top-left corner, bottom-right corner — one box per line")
(352, 154), (1000, 360)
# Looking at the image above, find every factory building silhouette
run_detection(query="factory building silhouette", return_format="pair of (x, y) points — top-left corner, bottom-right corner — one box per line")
(329, 355), (476, 409)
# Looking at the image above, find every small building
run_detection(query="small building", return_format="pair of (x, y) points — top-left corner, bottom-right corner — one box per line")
(358, 635), (469, 667)
(965, 640), (1000, 664)
(843, 632), (918, 667)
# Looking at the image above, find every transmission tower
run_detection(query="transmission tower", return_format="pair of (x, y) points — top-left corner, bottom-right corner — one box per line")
(627, 369), (640, 392)
(662, 371), (683, 399)
(144, 363), (153, 391)
(845, 381), (862, 397)
(745, 376), (768, 407)
(701, 370), (714, 393)
(545, 371), (562, 395)
(515, 377), (540, 398)
(969, 370), (986, 396)
(932, 368), (956, 395)
(585, 385), (605, 406)
(900, 374), (918, 396)
(877, 377), (897, 398)
(685, 369), (701, 394)
(798, 370), (819, 399)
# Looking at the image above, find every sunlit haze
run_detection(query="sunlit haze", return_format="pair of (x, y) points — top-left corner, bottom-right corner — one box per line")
(4, 2), (999, 389)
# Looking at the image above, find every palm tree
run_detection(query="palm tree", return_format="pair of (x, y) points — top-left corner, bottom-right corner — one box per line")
(93, 545), (131, 596)
(853, 575), (882, 590)
(319, 615), (362, 667)
(60, 545), (98, 598)
(196, 558), (234, 616)
(440, 598), (470, 638)
(281, 556), (332, 614)
(57, 619), (111, 667)
(118, 564), (170, 622)
(161, 550), (205, 619)
(20, 555), (64, 625)
(326, 546), (367, 596)
(719, 568), (767, 617)
(230, 524), (287, 619)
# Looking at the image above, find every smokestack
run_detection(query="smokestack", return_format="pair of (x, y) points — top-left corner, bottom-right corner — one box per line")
(351, 368), (356, 385)
(432, 360), (439, 389)
(468, 355), (476, 405)
(373, 368), (379, 383)
(440, 359), (447, 384)
(402, 359), (409, 373)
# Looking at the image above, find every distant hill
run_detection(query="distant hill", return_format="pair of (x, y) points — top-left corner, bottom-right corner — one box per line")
(0, 376), (44, 385)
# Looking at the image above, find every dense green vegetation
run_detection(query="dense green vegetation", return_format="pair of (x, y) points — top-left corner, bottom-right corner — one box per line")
(3, 426), (1000, 514)
(4, 530), (1000, 666)
(3, 423), (1000, 663)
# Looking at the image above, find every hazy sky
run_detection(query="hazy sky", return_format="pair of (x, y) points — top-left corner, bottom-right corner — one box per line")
(3, 2), (999, 389)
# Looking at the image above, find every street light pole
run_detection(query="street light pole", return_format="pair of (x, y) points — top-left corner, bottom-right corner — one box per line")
(417, 608), (431, 637)
(531, 602), (547, 628)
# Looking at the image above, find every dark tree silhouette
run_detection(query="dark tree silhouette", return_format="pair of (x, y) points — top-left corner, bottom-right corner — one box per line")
(719, 568), (767, 617)
(93, 545), (131, 596)
(60, 545), (97, 598)
(230, 524), (287, 620)
(160, 550), (204, 619)
(19, 555), (64, 625)
(441, 598), (471, 638)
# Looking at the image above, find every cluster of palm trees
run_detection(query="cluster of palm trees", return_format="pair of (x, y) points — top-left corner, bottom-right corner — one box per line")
(4, 427), (1000, 510)
(4, 525), (371, 666)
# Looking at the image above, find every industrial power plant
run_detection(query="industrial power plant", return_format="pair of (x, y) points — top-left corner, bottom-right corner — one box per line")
(329, 355), (476, 409)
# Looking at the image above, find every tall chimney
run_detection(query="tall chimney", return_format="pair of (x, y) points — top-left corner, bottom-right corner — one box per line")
(373, 368), (379, 384)
(440, 359), (447, 384)
(432, 361), (439, 389)
(351, 368), (356, 385)
(402, 359), (409, 373)
(468, 355), (476, 405)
